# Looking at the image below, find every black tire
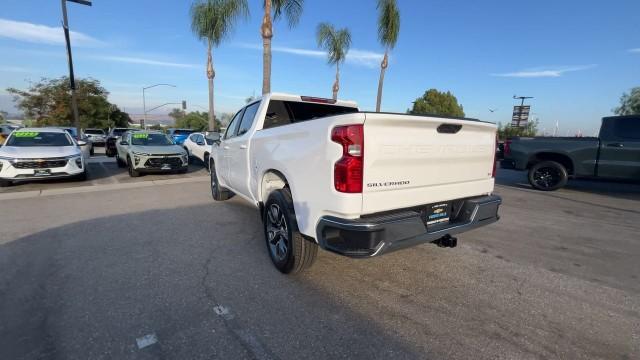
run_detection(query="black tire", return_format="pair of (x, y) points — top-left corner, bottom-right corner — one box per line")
(90, 146), (94, 156)
(0, 179), (12, 187)
(264, 188), (318, 274)
(178, 167), (188, 174)
(115, 153), (126, 168)
(209, 159), (234, 201)
(127, 157), (140, 177)
(528, 161), (568, 191)
(76, 169), (88, 181)
(106, 148), (115, 157)
(203, 153), (210, 170)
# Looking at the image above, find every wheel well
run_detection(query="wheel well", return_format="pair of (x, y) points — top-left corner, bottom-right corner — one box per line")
(527, 152), (574, 174)
(261, 170), (289, 204)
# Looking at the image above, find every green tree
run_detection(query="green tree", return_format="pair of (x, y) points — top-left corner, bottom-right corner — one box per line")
(191, 0), (249, 131)
(168, 108), (186, 122)
(316, 23), (351, 100)
(497, 121), (539, 140)
(261, 0), (304, 94)
(408, 89), (465, 117)
(6, 77), (130, 128)
(614, 87), (640, 115)
(176, 111), (221, 131)
(375, 0), (400, 112)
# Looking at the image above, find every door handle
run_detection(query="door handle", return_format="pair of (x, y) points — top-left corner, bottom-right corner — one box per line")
(239, 144), (247, 149)
(223, 146), (230, 150)
(607, 143), (624, 148)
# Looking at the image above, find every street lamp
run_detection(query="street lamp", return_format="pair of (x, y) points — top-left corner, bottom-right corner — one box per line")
(142, 84), (176, 128)
(61, 0), (92, 139)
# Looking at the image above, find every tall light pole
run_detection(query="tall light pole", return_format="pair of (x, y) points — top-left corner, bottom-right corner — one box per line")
(61, 0), (92, 139)
(513, 95), (533, 128)
(142, 83), (176, 128)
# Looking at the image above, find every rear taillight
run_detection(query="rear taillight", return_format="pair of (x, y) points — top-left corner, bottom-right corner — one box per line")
(331, 124), (363, 193)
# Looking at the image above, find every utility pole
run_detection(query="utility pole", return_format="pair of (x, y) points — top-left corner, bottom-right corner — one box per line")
(61, 0), (92, 139)
(512, 95), (533, 128)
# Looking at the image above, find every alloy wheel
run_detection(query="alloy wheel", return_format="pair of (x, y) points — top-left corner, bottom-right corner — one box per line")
(266, 204), (289, 262)
(533, 167), (561, 189)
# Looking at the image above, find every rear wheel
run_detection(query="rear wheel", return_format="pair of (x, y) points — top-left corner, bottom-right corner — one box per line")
(528, 161), (568, 191)
(127, 157), (140, 177)
(0, 179), (12, 187)
(209, 159), (234, 201)
(90, 146), (94, 156)
(264, 188), (318, 274)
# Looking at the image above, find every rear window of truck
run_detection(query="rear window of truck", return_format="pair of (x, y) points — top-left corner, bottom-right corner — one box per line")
(263, 100), (358, 129)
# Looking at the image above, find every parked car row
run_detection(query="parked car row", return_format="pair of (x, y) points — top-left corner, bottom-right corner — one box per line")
(0, 126), (213, 186)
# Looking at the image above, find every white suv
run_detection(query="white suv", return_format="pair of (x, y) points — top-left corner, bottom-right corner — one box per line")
(0, 128), (88, 186)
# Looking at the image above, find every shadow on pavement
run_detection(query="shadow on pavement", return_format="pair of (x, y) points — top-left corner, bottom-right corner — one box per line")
(0, 201), (420, 360)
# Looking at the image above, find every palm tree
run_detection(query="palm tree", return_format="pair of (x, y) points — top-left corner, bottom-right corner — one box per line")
(190, 0), (249, 131)
(375, 0), (400, 112)
(261, 0), (304, 94)
(316, 23), (351, 100)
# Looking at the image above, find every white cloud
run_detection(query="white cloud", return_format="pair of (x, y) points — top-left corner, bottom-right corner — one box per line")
(491, 64), (597, 78)
(236, 43), (384, 68)
(0, 65), (31, 73)
(93, 55), (199, 68)
(629, 48), (640, 53)
(0, 18), (104, 47)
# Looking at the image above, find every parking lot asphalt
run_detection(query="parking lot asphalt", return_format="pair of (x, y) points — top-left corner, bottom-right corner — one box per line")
(0, 168), (638, 359)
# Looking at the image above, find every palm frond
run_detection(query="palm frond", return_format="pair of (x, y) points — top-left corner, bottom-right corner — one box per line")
(190, 0), (249, 47)
(377, 0), (400, 49)
(316, 22), (351, 65)
(270, 0), (304, 28)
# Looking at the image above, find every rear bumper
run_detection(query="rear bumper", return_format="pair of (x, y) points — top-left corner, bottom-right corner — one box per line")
(316, 195), (501, 258)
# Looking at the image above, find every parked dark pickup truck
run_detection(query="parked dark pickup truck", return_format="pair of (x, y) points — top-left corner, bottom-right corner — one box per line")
(501, 115), (640, 190)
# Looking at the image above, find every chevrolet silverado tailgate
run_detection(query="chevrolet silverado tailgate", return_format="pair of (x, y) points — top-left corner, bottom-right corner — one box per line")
(362, 112), (496, 214)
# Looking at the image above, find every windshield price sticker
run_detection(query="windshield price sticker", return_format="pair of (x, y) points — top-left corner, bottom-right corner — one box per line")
(14, 131), (39, 138)
(133, 133), (149, 139)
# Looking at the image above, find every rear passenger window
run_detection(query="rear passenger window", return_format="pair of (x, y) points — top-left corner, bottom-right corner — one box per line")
(261, 100), (358, 130)
(263, 100), (292, 129)
(237, 102), (260, 137)
(613, 117), (640, 139)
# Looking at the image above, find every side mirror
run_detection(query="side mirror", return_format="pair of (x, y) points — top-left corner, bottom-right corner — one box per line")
(77, 140), (87, 146)
(120, 141), (128, 146)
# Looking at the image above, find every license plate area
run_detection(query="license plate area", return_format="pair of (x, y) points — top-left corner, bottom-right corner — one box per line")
(33, 169), (51, 176)
(422, 202), (451, 227)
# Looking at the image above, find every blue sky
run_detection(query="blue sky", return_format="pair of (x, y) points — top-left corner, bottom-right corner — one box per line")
(0, 0), (638, 135)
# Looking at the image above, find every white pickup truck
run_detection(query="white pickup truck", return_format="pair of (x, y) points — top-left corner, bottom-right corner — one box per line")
(209, 93), (501, 273)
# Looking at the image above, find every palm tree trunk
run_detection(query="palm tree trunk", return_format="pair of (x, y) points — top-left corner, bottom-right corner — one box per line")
(332, 63), (340, 100)
(207, 41), (215, 131)
(261, 0), (273, 95)
(375, 50), (389, 112)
